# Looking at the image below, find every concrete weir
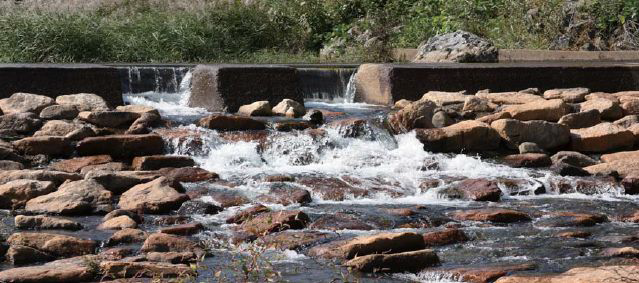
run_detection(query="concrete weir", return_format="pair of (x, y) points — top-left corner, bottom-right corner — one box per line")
(0, 64), (123, 107)
(353, 62), (639, 105)
(188, 64), (303, 112)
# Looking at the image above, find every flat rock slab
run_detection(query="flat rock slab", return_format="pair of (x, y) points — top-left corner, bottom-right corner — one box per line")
(76, 134), (165, 158)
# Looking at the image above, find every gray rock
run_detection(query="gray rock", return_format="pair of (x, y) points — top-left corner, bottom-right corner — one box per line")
(558, 109), (601, 129)
(550, 151), (598, 168)
(39, 105), (79, 120)
(0, 112), (42, 134)
(0, 93), (55, 115)
(303, 109), (324, 124)
(413, 31), (497, 63)
(431, 111), (454, 128)
(55, 93), (110, 112)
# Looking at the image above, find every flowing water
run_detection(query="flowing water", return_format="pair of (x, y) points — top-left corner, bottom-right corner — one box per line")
(121, 68), (639, 282)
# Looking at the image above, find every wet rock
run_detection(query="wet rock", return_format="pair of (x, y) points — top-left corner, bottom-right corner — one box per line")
(159, 223), (204, 236)
(303, 109), (324, 124)
(273, 121), (314, 132)
(0, 169), (81, 185)
(581, 98), (624, 120)
(225, 204), (270, 224)
(0, 112), (42, 133)
(56, 93), (110, 111)
(131, 155), (194, 171)
(0, 160), (24, 170)
(414, 31), (497, 63)
(6, 244), (55, 265)
(416, 120), (500, 152)
(49, 155), (112, 173)
(257, 184), (312, 205)
(76, 134), (165, 158)
(140, 233), (203, 257)
(444, 263), (537, 283)
(118, 177), (188, 214)
(39, 104), (79, 120)
(503, 153), (552, 168)
(536, 212), (607, 227)
(208, 191), (250, 208)
(158, 167), (218, 183)
(272, 99), (305, 117)
(0, 92), (55, 114)
(177, 201), (221, 215)
(326, 118), (377, 139)
(558, 109), (601, 129)
(491, 119), (570, 149)
(494, 265), (639, 283)
(443, 179), (502, 202)
(85, 170), (160, 194)
(557, 231), (591, 238)
(240, 210), (310, 237)
(15, 215), (82, 231)
(238, 101), (272, 116)
(98, 215), (138, 230)
(99, 261), (195, 279)
(601, 247), (639, 257)
(258, 231), (336, 251)
(7, 232), (97, 258)
(99, 247), (135, 261)
(104, 209), (143, 224)
(309, 212), (375, 231)
(452, 209), (531, 223)
(296, 177), (368, 201)
(264, 175), (295, 182)
(518, 142), (543, 154)
(423, 229), (469, 246)
(431, 111), (454, 128)
(198, 114), (266, 131)
(550, 151), (598, 167)
(387, 99), (436, 134)
(570, 123), (634, 152)
(622, 172), (639, 195)
(476, 92), (544, 105)
(64, 125), (96, 141)
(543, 88), (589, 103)
(0, 256), (98, 283)
(345, 249), (439, 273)
(125, 112), (161, 135)
(551, 162), (592, 177)
(310, 232), (426, 260)
(25, 179), (113, 215)
(504, 99), (570, 121)
(146, 251), (197, 264)
(0, 180), (56, 209)
(385, 208), (416, 216)
(107, 228), (148, 246)
(12, 136), (72, 156)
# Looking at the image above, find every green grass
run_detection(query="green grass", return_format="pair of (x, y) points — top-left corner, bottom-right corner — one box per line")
(0, 0), (635, 63)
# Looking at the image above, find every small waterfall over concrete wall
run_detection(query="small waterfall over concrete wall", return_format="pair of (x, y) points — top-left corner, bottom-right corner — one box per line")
(298, 67), (356, 102)
(118, 65), (191, 94)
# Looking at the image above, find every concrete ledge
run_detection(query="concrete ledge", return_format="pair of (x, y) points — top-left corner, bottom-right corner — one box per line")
(354, 62), (639, 105)
(0, 64), (123, 107)
(188, 64), (303, 112)
(392, 48), (639, 62)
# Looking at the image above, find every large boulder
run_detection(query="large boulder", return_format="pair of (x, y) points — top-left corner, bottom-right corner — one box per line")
(118, 177), (188, 214)
(237, 101), (272, 116)
(272, 99), (306, 117)
(55, 93), (110, 112)
(0, 93), (55, 114)
(494, 265), (639, 283)
(33, 120), (89, 137)
(0, 256), (98, 283)
(240, 210), (310, 237)
(49, 155), (112, 173)
(415, 120), (501, 152)
(140, 233), (203, 256)
(188, 64), (303, 112)
(580, 98), (624, 120)
(387, 99), (436, 134)
(570, 123), (635, 152)
(310, 232), (426, 260)
(413, 31), (497, 63)
(7, 232), (97, 258)
(504, 99), (571, 122)
(550, 151), (597, 167)
(198, 114), (266, 131)
(558, 109), (601, 129)
(344, 249), (439, 273)
(76, 134), (165, 157)
(25, 179), (113, 215)
(0, 180), (56, 209)
(85, 170), (161, 194)
(491, 119), (570, 149)
(441, 179), (502, 202)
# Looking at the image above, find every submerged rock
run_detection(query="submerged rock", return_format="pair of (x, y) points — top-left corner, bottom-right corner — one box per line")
(422, 229), (469, 246)
(451, 209), (531, 223)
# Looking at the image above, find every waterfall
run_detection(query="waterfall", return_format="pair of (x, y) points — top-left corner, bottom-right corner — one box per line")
(297, 67), (356, 102)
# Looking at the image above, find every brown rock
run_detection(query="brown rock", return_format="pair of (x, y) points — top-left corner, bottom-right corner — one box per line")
(0, 256), (97, 283)
(476, 92), (544, 105)
(258, 231), (335, 251)
(159, 223), (204, 236)
(7, 232), (97, 258)
(601, 150), (639, 163)
(504, 99), (570, 121)
(558, 110), (601, 129)
(415, 120), (500, 152)
(0, 112), (42, 134)
(310, 232), (426, 260)
(77, 111), (139, 128)
(543, 88), (589, 103)
(208, 191), (250, 208)
(225, 204), (270, 224)
(581, 98), (624, 120)
(445, 263), (537, 283)
(140, 233), (203, 256)
(107, 228), (148, 246)
(145, 252), (197, 264)
(423, 229), (469, 246)
(33, 120), (83, 137)
(296, 177), (367, 201)
(80, 162), (128, 174)
(622, 172), (639, 195)
(584, 159), (639, 178)
(0, 92), (55, 114)
(39, 104), (79, 120)
(6, 244), (55, 265)
(257, 184), (312, 205)
(387, 99), (436, 134)
(0, 170), (81, 186)
(491, 119), (570, 149)
(158, 167), (219, 182)
(118, 177), (188, 214)
(536, 212), (607, 227)
(444, 179), (502, 202)
(100, 261), (195, 279)
(0, 160), (24, 170)
(494, 265), (639, 283)
(76, 134), (165, 158)
(0, 180), (56, 209)
(12, 136), (72, 156)
(557, 231), (591, 238)
(570, 123), (634, 152)
(452, 209), (531, 223)
(49, 155), (112, 173)
(198, 114), (266, 131)
(131, 155), (195, 171)
(56, 93), (110, 111)
(309, 212), (375, 231)
(550, 151), (597, 167)
(421, 91), (470, 106)
(344, 249), (439, 273)
(503, 153), (552, 168)
(98, 215), (138, 230)
(476, 111), (512, 124)
(15, 215), (82, 231)
(84, 170), (160, 194)
(240, 210), (310, 237)
(601, 247), (639, 257)
(621, 99), (639, 115)
(25, 179), (113, 215)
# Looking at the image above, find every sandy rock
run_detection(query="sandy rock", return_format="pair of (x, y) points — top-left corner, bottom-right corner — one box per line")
(12, 136), (72, 157)
(98, 215), (138, 230)
(0, 93), (55, 114)
(476, 111), (512, 124)
(0, 112), (42, 133)
(601, 247), (639, 257)
(452, 209), (531, 223)
(79, 162), (128, 174)
(0, 160), (24, 170)
(272, 99), (305, 117)
(131, 155), (195, 171)
(621, 99), (639, 115)
(387, 99), (436, 134)
(77, 111), (139, 128)
(33, 120), (82, 137)
(601, 150), (639, 163)
(443, 263), (537, 283)
(504, 99), (570, 121)
(198, 114), (266, 131)
(237, 101), (272, 116)
(421, 91), (470, 106)
(39, 104), (79, 120)
(570, 123), (634, 152)
(7, 232), (97, 258)
(146, 251), (197, 264)
(614, 115), (639, 128)
(581, 98), (624, 120)
(416, 120), (500, 152)
(240, 210), (310, 237)
(0, 170), (81, 185)
(157, 167), (218, 183)
(107, 228), (148, 246)
(56, 93), (110, 111)
(15, 215), (82, 231)
(344, 249), (439, 273)
(586, 92), (619, 102)
(476, 92), (544, 105)
(76, 134), (165, 158)
(49, 155), (112, 173)
(519, 142), (544, 154)
(423, 229), (469, 246)
(491, 119), (570, 149)
(25, 179), (113, 215)
(558, 109), (601, 129)
(0, 180), (56, 209)
(118, 177), (188, 214)
(584, 159), (639, 177)
(543, 88), (589, 103)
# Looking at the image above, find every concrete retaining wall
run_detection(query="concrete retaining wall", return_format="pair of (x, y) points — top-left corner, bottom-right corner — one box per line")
(0, 64), (123, 107)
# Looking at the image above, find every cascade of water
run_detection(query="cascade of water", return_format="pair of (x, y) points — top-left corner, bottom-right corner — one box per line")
(343, 70), (357, 103)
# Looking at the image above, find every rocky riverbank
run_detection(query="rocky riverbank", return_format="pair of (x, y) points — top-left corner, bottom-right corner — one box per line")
(0, 88), (638, 282)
